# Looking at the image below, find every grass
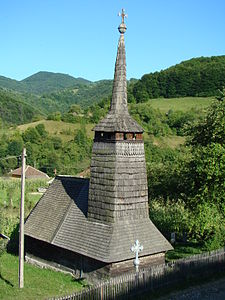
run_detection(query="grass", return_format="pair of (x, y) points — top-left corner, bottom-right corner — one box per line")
(151, 135), (185, 149)
(148, 96), (213, 113)
(0, 252), (84, 300)
(0, 179), (47, 237)
(166, 242), (204, 261)
(143, 133), (186, 149)
(17, 120), (95, 142)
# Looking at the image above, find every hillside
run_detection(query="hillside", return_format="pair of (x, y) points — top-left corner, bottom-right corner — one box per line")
(147, 97), (213, 113)
(0, 89), (43, 125)
(17, 96), (213, 144)
(131, 55), (225, 102)
(44, 80), (113, 111)
(0, 75), (26, 93)
(0, 55), (224, 120)
(16, 79), (113, 114)
(21, 71), (91, 94)
(17, 119), (95, 141)
(0, 73), (113, 115)
(0, 71), (91, 95)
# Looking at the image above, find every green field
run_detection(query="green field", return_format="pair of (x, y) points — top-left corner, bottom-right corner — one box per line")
(148, 97), (213, 113)
(17, 120), (95, 142)
(151, 135), (186, 149)
(0, 253), (84, 300)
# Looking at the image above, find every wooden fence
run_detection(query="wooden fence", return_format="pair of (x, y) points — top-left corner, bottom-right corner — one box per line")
(49, 248), (225, 300)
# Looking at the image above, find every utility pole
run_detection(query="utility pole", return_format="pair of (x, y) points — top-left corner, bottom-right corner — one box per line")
(19, 148), (26, 288)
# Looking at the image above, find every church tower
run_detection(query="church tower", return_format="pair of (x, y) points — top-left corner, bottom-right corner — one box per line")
(88, 10), (148, 224)
(24, 10), (172, 277)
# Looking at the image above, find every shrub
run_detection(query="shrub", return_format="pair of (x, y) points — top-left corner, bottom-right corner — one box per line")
(189, 203), (225, 250)
(149, 199), (191, 239)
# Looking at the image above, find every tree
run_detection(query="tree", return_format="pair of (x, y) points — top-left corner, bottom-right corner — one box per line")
(7, 136), (24, 156)
(187, 91), (225, 205)
(22, 127), (40, 143)
(185, 91), (225, 249)
(51, 136), (62, 150)
(167, 110), (195, 136)
(130, 56), (225, 100)
(189, 95), (225, 147)
(129, 103), (171, 136)
(69, 104), (82, 115)
(0, 117), (3, 131)
(47, 111), (61, 121)
(35, 124), (48, 138)
(132, 81), (149, 103)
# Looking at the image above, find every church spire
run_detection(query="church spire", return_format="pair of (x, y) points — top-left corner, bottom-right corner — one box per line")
(110, 9), (128, 114)
(94, 9), (143, 133)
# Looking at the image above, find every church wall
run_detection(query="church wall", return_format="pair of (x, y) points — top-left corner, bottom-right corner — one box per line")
(25, 236), (165, 279)
(25, 236), (108, 278)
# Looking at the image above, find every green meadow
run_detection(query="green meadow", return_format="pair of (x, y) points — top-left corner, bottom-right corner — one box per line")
(148, 97), (213, 113)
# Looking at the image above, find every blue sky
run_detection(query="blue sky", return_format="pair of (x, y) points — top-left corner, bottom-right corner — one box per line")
(0, 0), (225, 81)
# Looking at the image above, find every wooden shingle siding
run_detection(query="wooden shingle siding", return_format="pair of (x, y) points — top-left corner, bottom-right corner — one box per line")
(88, 139), (149, 224)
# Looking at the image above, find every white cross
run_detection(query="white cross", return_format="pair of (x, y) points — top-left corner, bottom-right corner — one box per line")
(131, 240), (143, 272)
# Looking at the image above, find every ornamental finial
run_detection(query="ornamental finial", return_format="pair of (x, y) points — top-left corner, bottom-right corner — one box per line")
(118, 8), (127, 34)
(118, 8), (127, 24)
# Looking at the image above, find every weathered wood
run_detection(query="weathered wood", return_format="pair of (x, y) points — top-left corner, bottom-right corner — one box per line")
(19, 148), (26, 289)
(25, 13), (172, 281)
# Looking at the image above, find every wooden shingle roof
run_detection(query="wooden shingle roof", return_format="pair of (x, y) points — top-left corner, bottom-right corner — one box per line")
(11, 165), (49, 179)
(93, 27), (143, 133)
(25, 176), (172, 263)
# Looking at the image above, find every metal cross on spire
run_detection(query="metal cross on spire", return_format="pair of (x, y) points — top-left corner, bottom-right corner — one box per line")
(118, 8), (127, 24)
(131, 240), (143, 272)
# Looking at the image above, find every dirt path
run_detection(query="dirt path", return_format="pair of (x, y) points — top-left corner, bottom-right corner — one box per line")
(158, 277), (225, 300)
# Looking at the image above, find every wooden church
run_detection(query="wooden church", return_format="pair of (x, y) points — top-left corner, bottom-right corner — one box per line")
(24, 10), (172, 278)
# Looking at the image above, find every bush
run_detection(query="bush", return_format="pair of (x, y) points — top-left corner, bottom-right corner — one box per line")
(150, 199), (191, 239)
(47, 111), (61, 121)
(189, 203), (225, 250)
(167, 110), (196, 136)
(129, 103), (171, 136)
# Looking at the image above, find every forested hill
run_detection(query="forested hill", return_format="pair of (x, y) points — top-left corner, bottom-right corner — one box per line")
(130, 56), (225, 102)
(0, 80), (113, 125)
(21, 71), (91, 94)
(0, 89), (42, 125)
(0, 71), (91, 95)
(43, 80), (113, 111)
(0, 75), (26, 93)
(0, 55), (224, 122)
